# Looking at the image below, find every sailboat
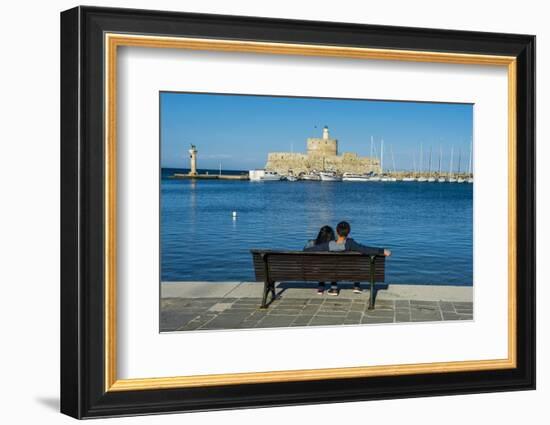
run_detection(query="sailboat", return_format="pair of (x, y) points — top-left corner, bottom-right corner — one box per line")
(417, 143), (427, 182)
(388, 145), (397, 181)
(378, 139), (391, 181)
(467, 139), (474, 183)
(403, 151), (417, 181)
(380, 140), (391, 181)
(427, 146), (436, 182)
(319, 171), (342, 181)
(368, 137), (381, 181)
(448, 146), (457, 183)
(437, 145), (446, 182)
(457, 148), (465, 183)
(301, 170), (321, 181)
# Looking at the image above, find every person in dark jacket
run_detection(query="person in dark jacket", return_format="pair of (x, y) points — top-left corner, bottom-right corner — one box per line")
(304, 225), (336, 294)
(304, 221), (391, 295)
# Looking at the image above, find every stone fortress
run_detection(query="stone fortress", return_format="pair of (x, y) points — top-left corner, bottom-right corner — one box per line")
(264, 126), (381, 175)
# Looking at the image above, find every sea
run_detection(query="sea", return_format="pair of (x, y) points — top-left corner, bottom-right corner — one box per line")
(161, 168), (473, 286)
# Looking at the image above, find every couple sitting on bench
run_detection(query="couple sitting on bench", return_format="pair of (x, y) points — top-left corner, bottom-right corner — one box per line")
(304, 221), (392, 296)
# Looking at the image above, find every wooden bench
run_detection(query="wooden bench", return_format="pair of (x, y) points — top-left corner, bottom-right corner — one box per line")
(251, 250), (386, 309)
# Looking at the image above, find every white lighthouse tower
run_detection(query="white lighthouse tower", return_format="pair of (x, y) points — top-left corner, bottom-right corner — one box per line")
(322, 125), (330, 140)
(188, 144), (198, 176)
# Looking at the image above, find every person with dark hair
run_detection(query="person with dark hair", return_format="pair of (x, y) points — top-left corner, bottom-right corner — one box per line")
(304, 225), (336, 248)
(305, 221), (391, 295)
(304, 225), (336, 294)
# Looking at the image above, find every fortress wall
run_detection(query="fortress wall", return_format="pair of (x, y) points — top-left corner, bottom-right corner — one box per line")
(322, 156), (381, 174)
(267, 152), (308, 161)
(264, 127), (380, 175)
(265, 152), (381, 175)
(265, 153), (311, 174)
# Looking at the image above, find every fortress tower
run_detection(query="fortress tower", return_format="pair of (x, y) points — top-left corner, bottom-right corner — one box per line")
(264, 126), (381, 175)
(307, 126), (338, 156)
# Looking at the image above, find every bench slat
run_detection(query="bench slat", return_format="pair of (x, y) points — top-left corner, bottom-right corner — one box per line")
(251, 251), (385, 282)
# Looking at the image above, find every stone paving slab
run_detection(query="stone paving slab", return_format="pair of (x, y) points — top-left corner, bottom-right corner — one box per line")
(160, 295), (474, 332)
(161, 283), (238, 299)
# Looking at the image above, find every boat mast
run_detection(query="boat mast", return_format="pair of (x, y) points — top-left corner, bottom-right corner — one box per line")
(412, 152), (417, 176)
(428, 146), (432, 177)
(419, 143), (423, 174)
(458, 148), (462, 175)
(380, 139), (384, 173)
(438, 145), (442, 175)
(449, 146), (454, 178)
(370, 135), (374, 158)
(468, 139), (473, 176)
(391, 145), (396, 174)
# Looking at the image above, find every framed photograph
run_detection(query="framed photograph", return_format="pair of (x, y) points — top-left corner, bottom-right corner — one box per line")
(60, 6), (535, 419)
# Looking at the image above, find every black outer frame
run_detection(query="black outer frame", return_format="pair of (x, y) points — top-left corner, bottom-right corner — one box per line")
(60, 6), (535, 419)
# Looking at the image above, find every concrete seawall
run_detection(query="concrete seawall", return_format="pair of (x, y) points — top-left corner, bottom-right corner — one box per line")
(161, 281), (473, 302)
(171, 173), (249, 180)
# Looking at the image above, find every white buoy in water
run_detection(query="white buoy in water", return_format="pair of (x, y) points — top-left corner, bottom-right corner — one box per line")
(232, 211), (237, 219)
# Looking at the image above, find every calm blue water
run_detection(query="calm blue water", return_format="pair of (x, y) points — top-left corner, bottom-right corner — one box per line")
(161, 168), (473, 285)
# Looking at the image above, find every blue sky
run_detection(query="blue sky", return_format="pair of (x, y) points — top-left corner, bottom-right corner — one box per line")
(160, 92), (473, 172)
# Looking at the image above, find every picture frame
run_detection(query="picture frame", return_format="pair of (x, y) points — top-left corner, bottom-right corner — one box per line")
(60, 5), (535, 419)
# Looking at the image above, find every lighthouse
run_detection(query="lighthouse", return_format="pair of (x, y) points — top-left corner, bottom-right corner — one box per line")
(322, 125), (330, 140)
(188, 144), (198, 176)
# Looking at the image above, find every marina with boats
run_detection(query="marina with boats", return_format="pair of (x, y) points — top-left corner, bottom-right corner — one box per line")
(171, 127), (474, 183)
(246, 168), (473, 183)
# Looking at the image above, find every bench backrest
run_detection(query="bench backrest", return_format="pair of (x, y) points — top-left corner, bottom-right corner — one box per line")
(251, 250), (385, 282)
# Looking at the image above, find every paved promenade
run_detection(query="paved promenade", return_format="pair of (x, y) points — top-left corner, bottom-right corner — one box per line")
(160, 282), (473, 332)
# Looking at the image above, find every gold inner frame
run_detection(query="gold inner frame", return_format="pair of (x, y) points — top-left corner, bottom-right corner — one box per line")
(104, 33), (517, 392)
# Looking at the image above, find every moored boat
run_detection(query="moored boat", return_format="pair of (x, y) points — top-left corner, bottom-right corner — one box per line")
(301, 172), (321, 181)
(467, 140), (474, 184)
(342, 172), (369, 182)
(248, 169), (265, 181)
(448, 146), (456, 183)
(427, 146), (435, 183)
(319, 171), (342, 181)
(435, 146), (444, 183)
(261, 170), (282, 181)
